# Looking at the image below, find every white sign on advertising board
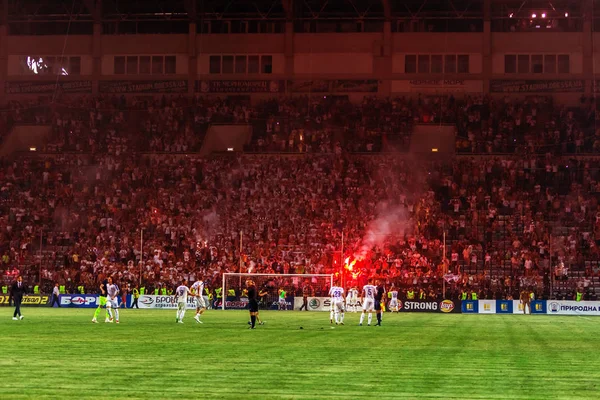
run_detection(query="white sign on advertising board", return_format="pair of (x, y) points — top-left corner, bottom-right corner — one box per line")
(138, 295), (197, 310)
(478, 300), (496, 314)
(546, 300), (600, 316)
(293, 297), (363, 312)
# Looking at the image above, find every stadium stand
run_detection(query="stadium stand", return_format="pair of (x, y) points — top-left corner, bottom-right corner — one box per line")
(1, 94), (600, 303)
(0, 0), (599, 305)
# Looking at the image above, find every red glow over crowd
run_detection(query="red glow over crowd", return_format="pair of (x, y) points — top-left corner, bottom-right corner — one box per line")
(1, 93), (599, 302)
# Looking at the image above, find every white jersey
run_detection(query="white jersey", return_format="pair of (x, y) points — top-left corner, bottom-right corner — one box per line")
(329, 286), (345, 312)
(175, 285), (190, 304)
(389, 290), (399, 308)
(362, 285), (377, 300)
(329, 286), (345, 301)
(348, 288), (359, 299)
(106, 283), (119, 299)
(191, 281), (205, 296)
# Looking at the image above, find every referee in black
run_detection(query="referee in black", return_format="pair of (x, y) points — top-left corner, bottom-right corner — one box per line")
(246, 279), (259, 329)
(374, 279), (385, 326)
(11, 276), (27, 320)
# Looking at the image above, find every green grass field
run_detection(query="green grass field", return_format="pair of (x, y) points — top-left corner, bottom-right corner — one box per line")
(1, 309), (600, 399)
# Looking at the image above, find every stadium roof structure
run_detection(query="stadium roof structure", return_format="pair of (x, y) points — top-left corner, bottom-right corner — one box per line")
(1, 0), (590, 22)
(0, 0), (592, 35)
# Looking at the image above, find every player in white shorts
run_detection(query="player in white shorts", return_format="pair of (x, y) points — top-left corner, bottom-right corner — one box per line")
(329, 290), (336, 324)
(105, 277), (120, 324)
(359, 281), (377, 326)
(346, 287), (359, 313)
(328, 285), (345, 325)
(174, 280), (191, 324)
(190, 279), (206, 324)
(388, 285), (399, 312)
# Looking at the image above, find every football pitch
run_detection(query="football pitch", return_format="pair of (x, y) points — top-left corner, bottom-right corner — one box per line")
(1, 309), (600, 399)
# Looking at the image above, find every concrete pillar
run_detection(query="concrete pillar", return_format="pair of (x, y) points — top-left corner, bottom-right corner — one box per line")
(582, 0), (593, 95)
(376, 20), (393, 96)
(91, 22), (102, 95)
(284, 21), (294, 79)
(188, 22), (197, 96)
(0, 0), (8, 105)
(482, 0), (491, 94)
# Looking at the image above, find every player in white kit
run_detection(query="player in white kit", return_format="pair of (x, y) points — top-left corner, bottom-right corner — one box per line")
(359, 281), (377, 326)
(329, 289), (335, 324)
(388, 285), (399, 312)
(328, 285), (345, 325)
(174, 280), (191, 324)
(346, 287), (359, 313)
(190, 279), (206, 324)
(105, 277), (120, 324)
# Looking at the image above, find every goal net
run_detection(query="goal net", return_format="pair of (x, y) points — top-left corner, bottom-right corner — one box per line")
(221, 273), (333, 311)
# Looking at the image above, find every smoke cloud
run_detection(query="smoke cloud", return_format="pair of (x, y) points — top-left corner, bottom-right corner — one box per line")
(200, 208), (220, 240)
(357, 202), (411, 259)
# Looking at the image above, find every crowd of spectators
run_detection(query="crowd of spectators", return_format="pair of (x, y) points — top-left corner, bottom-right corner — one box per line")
(1, 93), (600, 302)
(2, 93), (599, 156)
(2, 152), (600, 301)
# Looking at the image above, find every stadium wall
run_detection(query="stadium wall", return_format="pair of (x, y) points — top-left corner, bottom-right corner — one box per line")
(0, 20), (597, 104)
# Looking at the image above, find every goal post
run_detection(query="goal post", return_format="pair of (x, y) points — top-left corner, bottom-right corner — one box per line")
(221, 273), (334, 311)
